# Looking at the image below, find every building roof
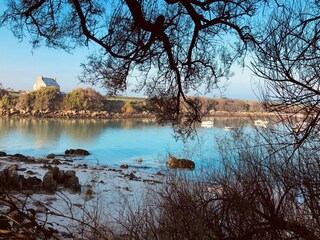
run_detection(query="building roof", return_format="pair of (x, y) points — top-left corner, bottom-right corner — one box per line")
(41, 77), (60, 88)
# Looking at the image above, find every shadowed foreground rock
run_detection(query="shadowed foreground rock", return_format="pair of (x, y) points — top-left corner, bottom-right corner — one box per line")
(167, 156), (195, 170)
(42, 167), (81, 193)
(0, 166), (42, 192)
(0, 165), (81, 193)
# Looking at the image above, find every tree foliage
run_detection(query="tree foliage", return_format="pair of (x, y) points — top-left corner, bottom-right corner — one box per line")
(251, 0), (320, 147)
(65, 88), (104, 111)
(31, 86), (61, 111)
(16, 92), (33, 111)
(0, 0), (267, 136)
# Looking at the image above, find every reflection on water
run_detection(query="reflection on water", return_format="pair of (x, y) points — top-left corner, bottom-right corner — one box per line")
(0, 118), (157, 143)
(0, 117), (253, 169)
(200, 117), (251, 129)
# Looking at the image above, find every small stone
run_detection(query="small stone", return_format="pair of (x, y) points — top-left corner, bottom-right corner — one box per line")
(47, 154), (55, 159)
(85, 188), (94, 200)
(52, 159), (61, 165)
(125, 172), (137, 180)
(137, 157), (143, 163)
(26, 170), (36, 175)
(42, 164), (53, 170)
(120, 164), (129, 169)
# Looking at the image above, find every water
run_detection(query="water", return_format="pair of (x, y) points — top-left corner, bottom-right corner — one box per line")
(0, 117), (252, 171)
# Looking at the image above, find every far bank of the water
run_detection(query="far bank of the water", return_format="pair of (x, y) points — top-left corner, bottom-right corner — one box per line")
(0, 107), (275, 120)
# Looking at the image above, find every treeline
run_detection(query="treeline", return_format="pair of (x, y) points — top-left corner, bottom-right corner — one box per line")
(205, 97), (265, 112)
(0, 87), (148, 114)
(0, 87), (265, 115)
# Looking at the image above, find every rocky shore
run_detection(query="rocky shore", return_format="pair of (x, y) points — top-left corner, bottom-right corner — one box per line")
(0, 108), (274, 121)
(0, 149), (167, 239)
(0, 150), (165, 195)
(0, 108), (154, 119)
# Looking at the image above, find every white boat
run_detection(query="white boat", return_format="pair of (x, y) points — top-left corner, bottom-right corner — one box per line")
(254, 119), (268, 128)
(201, 120), (214, 128)
(224, 126), (234, 131)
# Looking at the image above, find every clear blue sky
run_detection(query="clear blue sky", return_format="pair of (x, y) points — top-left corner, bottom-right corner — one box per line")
(0, 4), (259, 100)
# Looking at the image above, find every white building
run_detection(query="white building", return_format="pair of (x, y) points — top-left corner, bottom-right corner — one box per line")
(33, 76), (60, 91)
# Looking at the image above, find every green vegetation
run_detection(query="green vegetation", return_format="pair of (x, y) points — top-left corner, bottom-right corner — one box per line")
(0, 87), (152, 114)
(0, 87), (264, 115)
(65, 88), (104, 111)
(32, 87), (61, 111)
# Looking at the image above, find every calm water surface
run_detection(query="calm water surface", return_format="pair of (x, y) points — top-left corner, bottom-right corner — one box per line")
(0, 117), (252, 171)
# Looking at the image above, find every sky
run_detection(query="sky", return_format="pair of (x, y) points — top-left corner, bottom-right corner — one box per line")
(0, 5), (259, 100)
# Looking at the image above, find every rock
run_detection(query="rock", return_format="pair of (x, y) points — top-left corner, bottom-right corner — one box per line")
(156, 171), (165, 176)
(0, 151), (7, 157)
(38, 159), (49, 164)
(22, 176), (42, 191)
(63, 170), (80, 193)
(12, 153), (29, 161)
(167, 156), (195, 170)
(65, 149), (90, 156)
(137, 157), (143, 163)
(125, 172), (137, 180)
(56, 170), (65, 184)
(47, 154), (55, 159)
(9, 173), (22, 190)
(42, 172), (57, 193)
(52, 159), (61, 165)
(0, 166), (42, 192)
(65, 170), (76, 178)
(64, 175), (81, 193)
(42, 164), (53, 170)
(52, 166), (60, 179)
(8, 165), (18, 175)
(85, 188), (94, 200)
(120, 164), (129, 169)
(36, 205), (47, 214)
(26, 170), (36, 175)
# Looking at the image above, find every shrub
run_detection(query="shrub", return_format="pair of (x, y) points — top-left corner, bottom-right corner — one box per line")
(32, 87), (61, 111)
(16, 92), (34, 111)
(65, 88), (104, 111)
(121, 101), (135, 114)
(0, 93), (17, 109)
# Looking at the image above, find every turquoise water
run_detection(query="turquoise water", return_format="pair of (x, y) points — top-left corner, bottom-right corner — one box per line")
(0, 117), (251, 171)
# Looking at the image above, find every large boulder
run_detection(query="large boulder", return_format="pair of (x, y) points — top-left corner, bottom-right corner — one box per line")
(42, 172), (57, 193)
(12, 153), (29, 161)
(0, 167), (42, 192)
(42, 168), (80, 193)
(65, 149), (90, 156)
(167, 156), (195, 170)
(64, 175), (81, 193)
(22, 176), (42, 191)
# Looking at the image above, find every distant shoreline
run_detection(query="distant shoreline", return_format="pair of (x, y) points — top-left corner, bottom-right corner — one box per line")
(0, 108), (274, 120)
